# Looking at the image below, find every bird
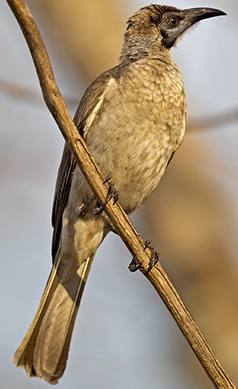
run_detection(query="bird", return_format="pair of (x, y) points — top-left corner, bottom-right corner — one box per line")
(13, 4), (226, 385)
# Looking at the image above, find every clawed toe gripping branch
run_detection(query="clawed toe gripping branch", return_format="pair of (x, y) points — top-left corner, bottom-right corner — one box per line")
(129, 240), (159, 274)
(6, 0), (236, 388)
(93, 177), (119, 215)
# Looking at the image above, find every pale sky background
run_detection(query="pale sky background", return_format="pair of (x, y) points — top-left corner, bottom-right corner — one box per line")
(0, 1), (238, 388)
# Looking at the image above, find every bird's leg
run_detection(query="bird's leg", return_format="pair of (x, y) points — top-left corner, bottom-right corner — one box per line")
(78, 194), (97, 216)
(128, 240), (159, 273)
(93, 177), (119, 215)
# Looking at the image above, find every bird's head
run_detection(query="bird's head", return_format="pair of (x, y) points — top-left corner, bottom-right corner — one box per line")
(120, 4), (226, 61)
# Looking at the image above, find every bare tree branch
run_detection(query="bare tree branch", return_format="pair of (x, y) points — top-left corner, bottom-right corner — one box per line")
(6, 0), (237, 388)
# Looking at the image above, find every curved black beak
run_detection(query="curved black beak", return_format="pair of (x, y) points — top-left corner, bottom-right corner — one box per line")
(183, 7), (226, 25)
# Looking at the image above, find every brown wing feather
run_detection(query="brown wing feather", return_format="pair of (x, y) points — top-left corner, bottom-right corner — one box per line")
(51, 68), (121, 259)
(51, 143), (76, 258)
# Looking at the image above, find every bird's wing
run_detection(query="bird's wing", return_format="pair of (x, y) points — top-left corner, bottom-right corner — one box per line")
(51, 142), (76, 258)
(51, 67), (121, 259)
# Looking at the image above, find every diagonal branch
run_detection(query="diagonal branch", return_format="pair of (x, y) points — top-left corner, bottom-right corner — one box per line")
(6, 0), (237, 388)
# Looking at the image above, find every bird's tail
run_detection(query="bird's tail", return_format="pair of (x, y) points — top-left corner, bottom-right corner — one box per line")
(13, 254), (94, 385)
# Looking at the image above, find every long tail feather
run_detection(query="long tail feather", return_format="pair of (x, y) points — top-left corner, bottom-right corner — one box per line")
(14, 255), (94, 384)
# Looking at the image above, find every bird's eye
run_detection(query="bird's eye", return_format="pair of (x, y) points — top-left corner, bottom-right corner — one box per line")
(170, 17), (179, 27)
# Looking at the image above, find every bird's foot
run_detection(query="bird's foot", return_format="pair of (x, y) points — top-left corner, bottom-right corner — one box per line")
(144, 240), (159, 274)
(78, 195), (96, 216)
(128, 241), (159, 274)
(93, 177), (119, 215)
(128, 257), (142, 272)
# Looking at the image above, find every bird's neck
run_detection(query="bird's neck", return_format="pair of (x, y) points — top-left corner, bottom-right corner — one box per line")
(119, 35), (167, 63)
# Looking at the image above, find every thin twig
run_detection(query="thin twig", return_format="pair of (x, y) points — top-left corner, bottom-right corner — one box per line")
(6, 0), (237, 388)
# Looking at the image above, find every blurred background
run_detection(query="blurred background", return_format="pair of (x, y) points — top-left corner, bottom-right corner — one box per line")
(1, 0), (238, 388)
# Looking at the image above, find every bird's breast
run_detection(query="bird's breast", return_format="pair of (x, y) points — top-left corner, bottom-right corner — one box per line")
(85, 58), (186, 214)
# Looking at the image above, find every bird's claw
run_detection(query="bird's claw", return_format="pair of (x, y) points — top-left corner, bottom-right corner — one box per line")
(128, 257), (142, 272)
(128, 241), (159, 274)
(93, 178), (119, 215)
(78, 195), (96, 216)
(144, 242), (159, 274)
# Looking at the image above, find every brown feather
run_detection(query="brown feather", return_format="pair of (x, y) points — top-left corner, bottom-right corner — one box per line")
(14, 254), (94, 384)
